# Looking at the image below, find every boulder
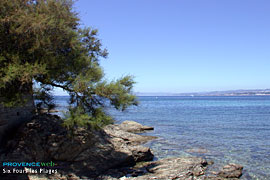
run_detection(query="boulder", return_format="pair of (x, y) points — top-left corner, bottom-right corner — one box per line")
(104, 124), (157, 145)
(217, 163), (243, 178)
(118, 121), (154, 133)
(129, 146), (154, 162)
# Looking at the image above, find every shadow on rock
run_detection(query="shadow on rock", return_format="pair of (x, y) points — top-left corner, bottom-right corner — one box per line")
(0, 114), (156, 179)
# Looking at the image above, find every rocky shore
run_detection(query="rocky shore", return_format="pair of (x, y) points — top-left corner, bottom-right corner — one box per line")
(0, 115), (243, 179)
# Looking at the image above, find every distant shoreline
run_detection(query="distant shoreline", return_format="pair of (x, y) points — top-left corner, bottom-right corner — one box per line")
(135, 89), (270, 97)
(54, 89), (270, 97)
(136, 94), (270, 97)
(54, 94), (270, 97)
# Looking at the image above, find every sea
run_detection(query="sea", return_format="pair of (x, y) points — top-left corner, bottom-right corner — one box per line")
(54, 96), (270, 180)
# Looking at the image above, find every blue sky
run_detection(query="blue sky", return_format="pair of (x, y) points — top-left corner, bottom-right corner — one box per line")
(55, 0), (270, 95)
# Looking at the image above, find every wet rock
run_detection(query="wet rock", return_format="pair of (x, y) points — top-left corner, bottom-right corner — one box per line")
(217, 163), (243, 178)
(118, 121), (154, 133)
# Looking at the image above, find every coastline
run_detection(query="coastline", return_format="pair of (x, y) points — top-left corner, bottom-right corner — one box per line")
(1, 114), (243, 179)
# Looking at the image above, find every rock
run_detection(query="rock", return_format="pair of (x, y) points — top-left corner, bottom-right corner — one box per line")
(98, 157), (208, 180)
(118, 121), (154, 133)
(104, 124), (157, 145)
(0, 114), (155, 179)
(217, 163), (243, 178)
(0, 114), (244, 180)
(129, 146), (154, 162)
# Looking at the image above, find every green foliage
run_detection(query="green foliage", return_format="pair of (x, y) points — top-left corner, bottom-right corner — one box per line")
(0, 0), (137, 129)
(63, 107), (113, 132)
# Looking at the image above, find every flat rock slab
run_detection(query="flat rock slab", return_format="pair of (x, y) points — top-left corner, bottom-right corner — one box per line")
(118, 121), (154, 133)
(98, 157), (208, 180)
(104, 124), (157, 146)
(98, 158), (244, 180)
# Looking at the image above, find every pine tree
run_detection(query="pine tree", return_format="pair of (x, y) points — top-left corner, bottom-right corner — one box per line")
(0, 0), (137, 129)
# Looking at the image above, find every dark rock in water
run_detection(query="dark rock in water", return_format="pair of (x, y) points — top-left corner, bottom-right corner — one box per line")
(0, 115), (155, 179)
(129, 146), (154, 162)
(217, 163), (243, 178)
(117, 120), (154, 133)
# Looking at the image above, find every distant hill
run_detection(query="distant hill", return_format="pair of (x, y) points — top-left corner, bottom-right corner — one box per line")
(136, 89), (270, 96)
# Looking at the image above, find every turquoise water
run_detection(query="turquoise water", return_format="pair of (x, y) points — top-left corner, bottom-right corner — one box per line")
(55, 96), (270, 179)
